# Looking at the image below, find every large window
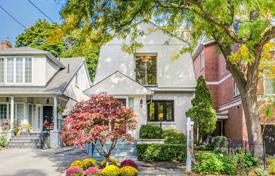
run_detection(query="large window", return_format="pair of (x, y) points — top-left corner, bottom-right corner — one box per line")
(265, 77), (275, 95)
(0, 104), (7, 120)
(200, 52), (205, 70)
(147, 100), (174, 121)
(135, 54), (157, 86)
(0, 57), (32, 84)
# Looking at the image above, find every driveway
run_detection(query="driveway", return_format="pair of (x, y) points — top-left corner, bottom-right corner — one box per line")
(0, 148), (89, 176)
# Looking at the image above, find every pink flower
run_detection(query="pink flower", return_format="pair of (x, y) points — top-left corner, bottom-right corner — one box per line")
(84, 167), (101, 175)
(66, 167), (83, 176)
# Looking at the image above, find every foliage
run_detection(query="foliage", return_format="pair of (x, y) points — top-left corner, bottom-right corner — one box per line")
(137, 144), (186, 161)
(21, 124), (31, 132)
(0, 119), (10, 131)
(267, 157), (275, 175)
(120, 159), (138, 169)
(16, 19), (64, 57)
(119, 166), (138, 176)
(82, 158), (97, 170)
(193, 151), (235, 175)
(211, 136), (228, 153)
(101, 165), (120, 176)
(70, 160), (83, 168)
(186, 76), (217, 135)
(66, 167), (84, 176)
(84, 167), (101, 176)
(0, 136), (7, 148)
(139, 124), (163, 139)
(61, 93), (137, 165)
(101, 158), (118, 167)
(232, 150), (259, 170)
(162, 128), (185, 144)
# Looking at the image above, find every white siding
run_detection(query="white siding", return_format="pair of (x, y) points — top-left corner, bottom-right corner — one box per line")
(95, 22), (197, 89)
(31, 55), (46, 86)
(45, 57), (59, 84)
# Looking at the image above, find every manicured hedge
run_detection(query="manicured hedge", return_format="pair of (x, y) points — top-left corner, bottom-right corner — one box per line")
(136, 144), (186, 161)
(139, 124), (163, 139)
(162, 128), (186, 144)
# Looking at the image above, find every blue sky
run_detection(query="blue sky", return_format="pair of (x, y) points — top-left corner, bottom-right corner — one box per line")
(0, 0), (65, 44)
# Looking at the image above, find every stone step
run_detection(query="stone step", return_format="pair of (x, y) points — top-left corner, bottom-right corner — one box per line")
(9, 138), (41, 143)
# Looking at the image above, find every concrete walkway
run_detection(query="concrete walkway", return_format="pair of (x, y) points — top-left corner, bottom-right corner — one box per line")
(0, 148), (184, 176)
(0, 148), (89, 176)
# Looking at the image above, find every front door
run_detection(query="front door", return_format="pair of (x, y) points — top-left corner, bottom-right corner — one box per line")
(43, 106), (53, 131)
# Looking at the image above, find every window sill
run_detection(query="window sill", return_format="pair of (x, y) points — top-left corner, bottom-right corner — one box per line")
(148, 121), (176, 125)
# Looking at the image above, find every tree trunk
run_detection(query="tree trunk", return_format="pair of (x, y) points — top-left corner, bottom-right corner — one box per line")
(239, 76), (264, 158)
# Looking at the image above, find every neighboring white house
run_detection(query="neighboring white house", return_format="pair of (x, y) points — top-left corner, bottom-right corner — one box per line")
(0, 43), (91, 148)
(85, 22), (197, 138)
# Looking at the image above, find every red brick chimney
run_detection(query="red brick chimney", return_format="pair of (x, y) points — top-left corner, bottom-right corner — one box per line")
(0, 39), (12, 49)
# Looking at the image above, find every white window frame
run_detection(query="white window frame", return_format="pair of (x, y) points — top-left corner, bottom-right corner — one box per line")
(0, 103), (9, 120)
(200, 52), (205, 70)
(114, 96), (129, 108)
(234, 82), (240, 96)
(0, 56), (32, 85)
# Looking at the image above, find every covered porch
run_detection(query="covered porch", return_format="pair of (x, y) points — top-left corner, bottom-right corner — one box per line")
(0, 96), (68, 133)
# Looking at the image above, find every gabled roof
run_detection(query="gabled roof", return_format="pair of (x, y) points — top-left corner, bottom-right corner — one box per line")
(0, 47), (65, 68)
(0, 57), (85, 95)
(84, 71), (152, 96)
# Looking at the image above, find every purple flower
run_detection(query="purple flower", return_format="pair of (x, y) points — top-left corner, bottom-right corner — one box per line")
(120, 159), (138, 169)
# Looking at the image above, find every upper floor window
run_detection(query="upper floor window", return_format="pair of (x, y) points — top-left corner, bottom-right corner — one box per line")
(265, 77), (275, 95)
(135, 54), (157, 86)
(0, 57), (32, 84)
(200, 52), (205, 70)
(234, 82), (240, 96)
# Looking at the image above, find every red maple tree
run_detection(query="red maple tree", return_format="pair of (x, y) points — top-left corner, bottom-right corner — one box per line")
(61, 93), (137, 163)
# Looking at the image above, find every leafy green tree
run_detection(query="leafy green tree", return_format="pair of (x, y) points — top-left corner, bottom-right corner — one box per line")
(59, 0), (274, 157)
(16, 19), (64, 56)
(15, 20), (102, 80)
(186, 76), (216, 139)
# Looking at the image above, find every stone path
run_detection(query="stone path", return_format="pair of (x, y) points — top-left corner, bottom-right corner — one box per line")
(0, 148), (184, 176)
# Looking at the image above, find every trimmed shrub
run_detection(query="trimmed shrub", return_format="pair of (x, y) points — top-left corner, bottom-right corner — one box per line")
(212, 136), (228, 148)
(136, 144), (186, 161)
(101, 165), (120, 176)
(120, 159), (138, 169)
(120, 166), (138, 176)
(193, 152), (235, 175)
(101, 158), (118, 167)
(162, 129), (185, 144)
(139, 124), (162, 139)
(84, 167), (101, 176)
(0, 136), (7, 148)
(267, 157), (275, 175)
(81, 158), (97, 170)
(70, 160), (83, 168)
(66, 167), (84, 176)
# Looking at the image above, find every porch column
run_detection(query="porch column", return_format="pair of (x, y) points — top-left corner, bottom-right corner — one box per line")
(50, 96), (59, 148)
(10, 96), (14, 128)
(53, 96), (58, 131)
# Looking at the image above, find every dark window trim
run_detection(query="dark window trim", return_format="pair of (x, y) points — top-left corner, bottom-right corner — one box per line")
(147, 100), (174, 122)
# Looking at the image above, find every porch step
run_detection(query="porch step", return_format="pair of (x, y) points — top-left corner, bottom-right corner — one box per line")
(6, 133), (42, 149)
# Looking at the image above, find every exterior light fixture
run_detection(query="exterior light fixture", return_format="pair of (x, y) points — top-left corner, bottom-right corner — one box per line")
(140, 99), (143, 108)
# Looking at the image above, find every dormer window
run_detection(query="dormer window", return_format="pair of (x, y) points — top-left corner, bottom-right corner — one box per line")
(0, 57), (32, 84)
(135, 54), (157, 86)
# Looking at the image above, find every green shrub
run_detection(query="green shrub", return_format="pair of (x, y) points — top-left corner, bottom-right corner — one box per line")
(267, 157), (275, 175)
(193, 151), (235, 175)
(136, 144), (186, 161)
(233, 150), (259, 170)
(162, 129), (185, 144)
(0, 136), (7, 148)
(212, 136), (228, 151)
(139, 124), (163, 139)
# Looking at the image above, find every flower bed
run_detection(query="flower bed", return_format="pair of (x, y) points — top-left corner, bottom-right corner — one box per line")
(65, 158), (138, 176)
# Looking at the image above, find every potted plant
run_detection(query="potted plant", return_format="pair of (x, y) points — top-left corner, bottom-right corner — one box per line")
(21, 124), (31, 133)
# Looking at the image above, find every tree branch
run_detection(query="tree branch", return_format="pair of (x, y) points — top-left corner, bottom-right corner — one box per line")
(255, 26), (275, 51)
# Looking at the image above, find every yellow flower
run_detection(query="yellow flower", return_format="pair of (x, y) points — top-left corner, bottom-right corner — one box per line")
(101, 165), (120, 176)
(120, 166), (138, 176)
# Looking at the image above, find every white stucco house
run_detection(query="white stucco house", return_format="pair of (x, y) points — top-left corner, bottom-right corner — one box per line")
(0, 44), (91, 148)
(84, 22), (197, 138)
